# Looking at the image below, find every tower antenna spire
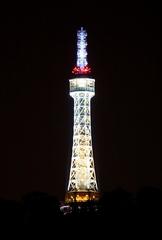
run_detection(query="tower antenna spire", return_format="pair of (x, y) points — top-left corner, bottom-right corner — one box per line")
(72, 27), (91, 75)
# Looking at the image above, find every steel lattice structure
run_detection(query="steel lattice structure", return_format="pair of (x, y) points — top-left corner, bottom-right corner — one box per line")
(65, 28), (99, 203)
(77, 27), (88, 67)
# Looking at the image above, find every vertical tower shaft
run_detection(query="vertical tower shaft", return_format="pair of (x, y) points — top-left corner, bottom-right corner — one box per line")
(65, 28), (99, 203)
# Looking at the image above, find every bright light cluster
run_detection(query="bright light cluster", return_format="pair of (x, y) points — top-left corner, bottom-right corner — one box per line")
(77, 27), (88, 67)
(72, 66), (91, 75)
(72, 27), (91, 75)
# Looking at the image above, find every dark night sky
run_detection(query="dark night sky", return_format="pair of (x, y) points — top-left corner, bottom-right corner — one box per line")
(0, 7), (161, 200)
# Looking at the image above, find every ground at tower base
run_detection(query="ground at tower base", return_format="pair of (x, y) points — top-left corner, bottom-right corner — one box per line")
(0, 187), (161, 235)
(65, 191), (100, 203)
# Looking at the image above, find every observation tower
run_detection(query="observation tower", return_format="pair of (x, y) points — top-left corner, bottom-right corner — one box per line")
(65, 28), (99, 203)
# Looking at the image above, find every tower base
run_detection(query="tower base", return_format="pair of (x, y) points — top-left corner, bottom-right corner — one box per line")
(65, 191), (100, 203)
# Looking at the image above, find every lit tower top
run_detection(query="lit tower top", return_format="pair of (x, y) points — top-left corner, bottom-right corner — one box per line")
(72, 27), (91, 75)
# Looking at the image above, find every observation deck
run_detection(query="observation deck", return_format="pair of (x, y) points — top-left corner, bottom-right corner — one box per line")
(69, 77), (95, 93)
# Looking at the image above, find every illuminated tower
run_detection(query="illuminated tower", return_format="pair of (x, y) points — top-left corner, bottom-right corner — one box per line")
(65, 27), (99, 203)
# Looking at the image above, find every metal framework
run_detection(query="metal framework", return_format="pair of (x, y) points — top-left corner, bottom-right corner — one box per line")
(72, 27), (91, 75)
(77, 27), (88, 68)
(66, 28), (99, 203)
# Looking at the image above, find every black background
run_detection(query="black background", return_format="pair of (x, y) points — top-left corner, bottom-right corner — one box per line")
(0, 6), (161, 200)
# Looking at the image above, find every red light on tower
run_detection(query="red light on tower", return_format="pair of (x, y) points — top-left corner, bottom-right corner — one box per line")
(72, 66), (91, 75)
